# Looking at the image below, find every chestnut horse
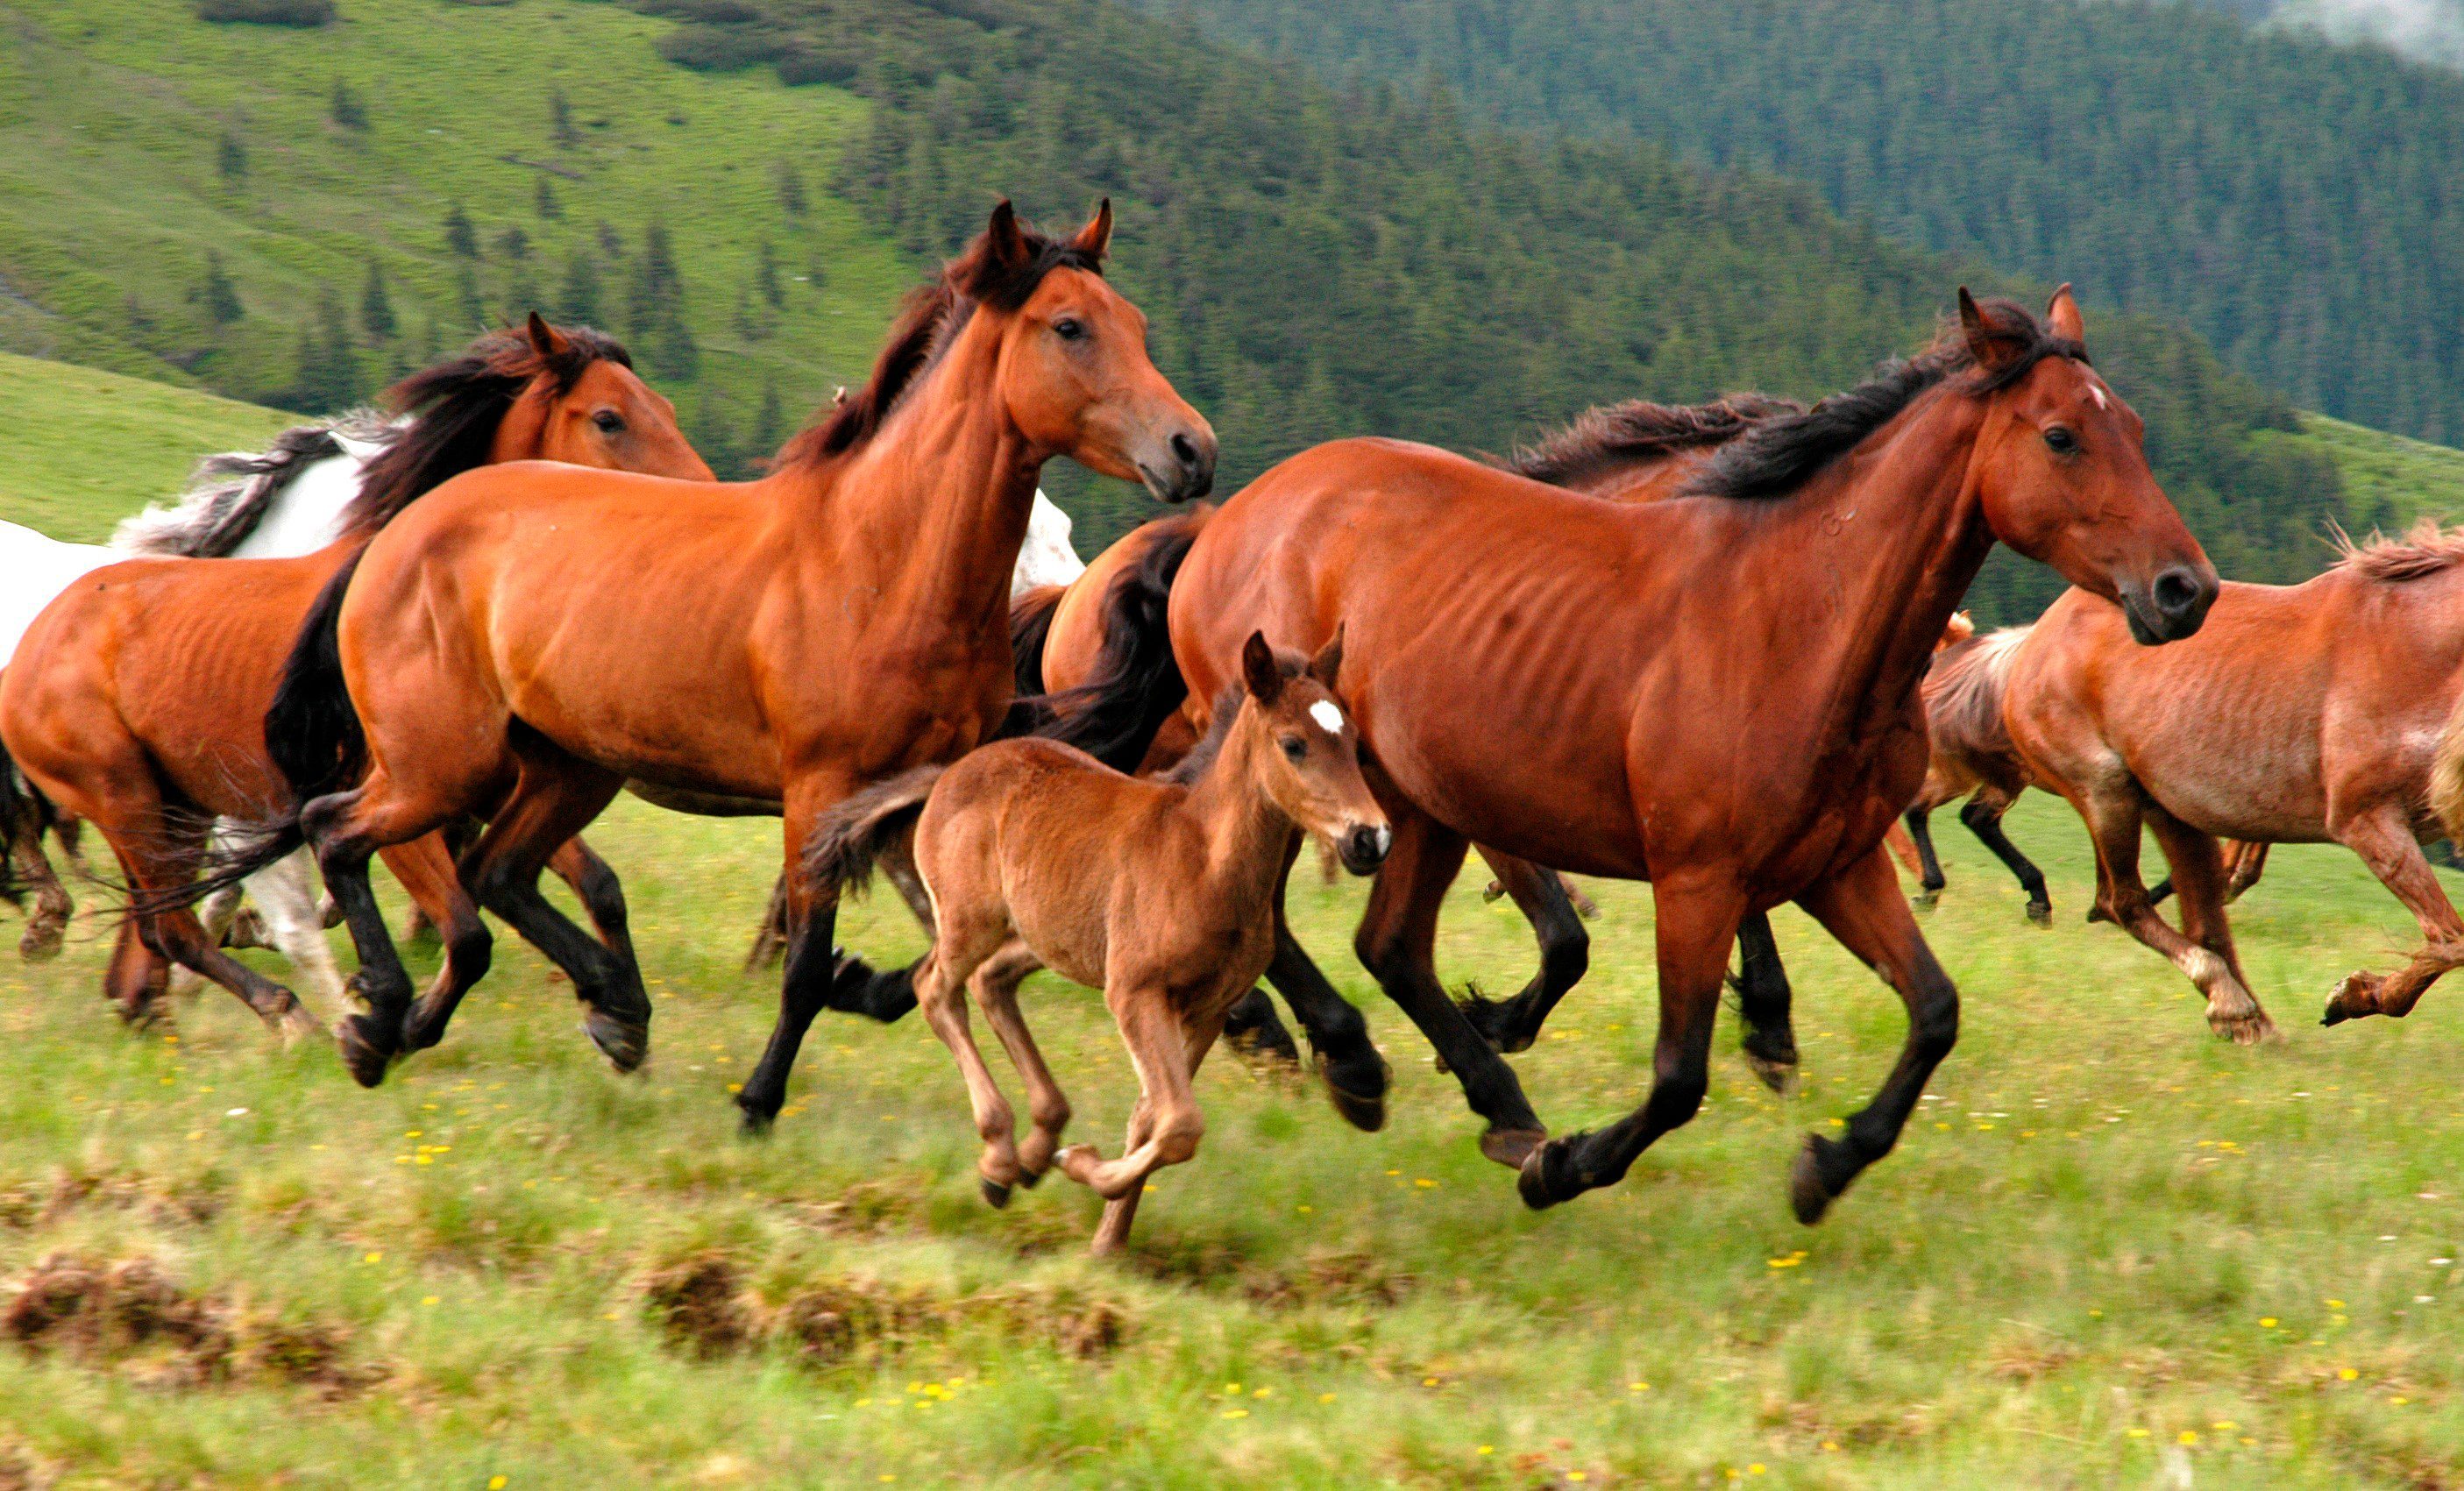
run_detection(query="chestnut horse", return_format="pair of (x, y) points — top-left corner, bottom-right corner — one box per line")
(1082, 290), (2216, 1218)
(245, 202), (1213, 1116)
(2, 319), (707, 1054)
(815, 631), (1387, 1253)
(2006, 522), (2464, 1038)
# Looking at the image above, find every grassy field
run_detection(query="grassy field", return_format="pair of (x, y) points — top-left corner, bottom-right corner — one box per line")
(2283, 413), (2464, 536)
(0, 350), (290, 542)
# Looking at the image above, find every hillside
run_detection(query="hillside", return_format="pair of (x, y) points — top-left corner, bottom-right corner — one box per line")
(1129, 0), (2464, 447)
(0, 349), (289, 541)
(2281, 412), (2464, 533)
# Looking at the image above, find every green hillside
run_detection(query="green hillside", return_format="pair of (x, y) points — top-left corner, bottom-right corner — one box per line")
(0, 349), (289, 541)
(1129, 0), (2464, 446)
(2280, 413), (2464, 534)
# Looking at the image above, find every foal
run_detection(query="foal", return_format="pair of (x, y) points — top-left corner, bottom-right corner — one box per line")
(814, 630), (1388, 1254)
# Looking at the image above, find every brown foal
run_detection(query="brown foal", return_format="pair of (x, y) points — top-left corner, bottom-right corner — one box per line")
(815, 630), (1387, 1253)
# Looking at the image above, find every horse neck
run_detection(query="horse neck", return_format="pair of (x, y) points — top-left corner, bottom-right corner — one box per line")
(486, 384), (554, 462)
(790, 331), (1039, 635)
(1741, 388), (1999, 749)
(1180, 713), (1301, 886)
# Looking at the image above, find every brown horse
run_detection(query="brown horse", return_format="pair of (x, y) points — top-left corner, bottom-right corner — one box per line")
(244, 202), (1213, 1118)
(1078, 289), (2216, 1218)
(816, 630), (1386, 1253)
(1893, 623), (2055, 921)
(2006, 522), (2464, 1038)
(1, 319), (705, 1057)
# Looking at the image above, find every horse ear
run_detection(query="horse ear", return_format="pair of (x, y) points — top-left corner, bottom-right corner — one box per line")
(1072, 198), (1113, 261)
(1240, 630), (1283, 704)
(525, 310), (569, 361)
(2045, 282), (2087, 344)
(1308, 622), (1345, 688)
(1957, 288), (2027, 373)
(984, 199), (1030, 275)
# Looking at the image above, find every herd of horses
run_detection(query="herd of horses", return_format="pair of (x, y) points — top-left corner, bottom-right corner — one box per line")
(4, 201), (2463, 1252)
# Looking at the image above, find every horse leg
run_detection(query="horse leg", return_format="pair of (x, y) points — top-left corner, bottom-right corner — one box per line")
(112, 828), (320, 1044)
(966, 941), (1072, 1184)
(1090, 1005), (1225, 1254)
(1961, 788), (2050, 924)
(1784, 846), (1961, 1224)
(906, 925), (1029, 1204)
(9, 808), (73, 961)
(388, 834), (495, 1055)
(1353, 806), (1546, 1166)
(744, 872), (792, 973)
(1062, 987), (1211, 1253)
(736, 773), (870, 1131)
(545, 835), (636, 966)
(456, 750), (643, 1072)
(103, 913), (171, 1027)
(2075, 787), (2277, 1043)
(1517, 875), (1743, 1208)
(242, 847), (349, 1013)
(2321, 805), (2464, 1024)
(2225, 840), (2269, 904)
(1903, 806), (1947, 899)
(1454, 848), (1589, 1054)
(1244, 837), (1384, 1125)
(1729, 910), (1798, 1093)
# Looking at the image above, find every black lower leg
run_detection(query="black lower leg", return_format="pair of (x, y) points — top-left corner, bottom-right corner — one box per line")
(471, 862), (650, 1072)
(1962, 798), (2050, 920)
(1459, 863), (1589, 1053)
(1219, 986), (1300, 1064)
(1266, 924), (1388, 1132)
(565, 842), (636, 963)
(1791, 959), (1958, 1225)
(737, 898), (841, 1131)
(1906, 808), (1946, 893)
(1729, 910), (1798, 1088)
(308, 809), (418, 1088)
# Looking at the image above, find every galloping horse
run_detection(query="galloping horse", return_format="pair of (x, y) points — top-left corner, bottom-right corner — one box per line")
(251, 202), (1213, 1117)
(1085, 290), (2216, 1218)
(2, 319), (706, 1054)
(1894, 624), (2054, 921)
(2006, 522), (2464, 1038)
(815, 630), (1388, 1253)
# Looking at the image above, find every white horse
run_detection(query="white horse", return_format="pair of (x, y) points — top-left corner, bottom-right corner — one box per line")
(2, 415), (391, 980)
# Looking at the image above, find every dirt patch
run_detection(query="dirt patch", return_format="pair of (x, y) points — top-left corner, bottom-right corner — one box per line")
(641, 1252), (1131, 1367)
(1, 1253), (377, 1397)
(0, 1168), (226, 1232)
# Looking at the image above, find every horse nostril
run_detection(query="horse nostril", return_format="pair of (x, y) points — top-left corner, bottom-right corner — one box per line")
(2153, 567), (2202, 619)
(1170, 431), (1200, 468)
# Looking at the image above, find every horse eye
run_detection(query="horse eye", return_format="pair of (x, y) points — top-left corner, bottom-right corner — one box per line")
(1280, 735), (1306, 762)
(1053, 317), (1087, 343)
(2043, 425), (2077, 454)
(592, 410), (626, 434)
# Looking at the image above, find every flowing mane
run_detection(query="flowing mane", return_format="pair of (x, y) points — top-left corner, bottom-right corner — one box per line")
(1688, 300), (2087, 501)
(2330, 518), (2464, 583)
(1505, 393), (1798, 487)
(341, 323), (632, 542)
(775, 209), (1103, 471)
(112, 411), (397, 557)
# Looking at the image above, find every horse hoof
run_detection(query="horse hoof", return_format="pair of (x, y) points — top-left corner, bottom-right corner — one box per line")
(1790, 1132), (1854, 1225)
(277, 1004), (325, 1048)
(1225, 1018), (1301, 1069)
(979, 1176), (1012, 1210)
(1014, 1166), (1044, 1190)
(735, 1101), (777, 1138)
(1516, 1135), (1580, 1210)
(18, 927), (64, 962)
(583, 1008), (649, 1073)
(1481, 1125), (1547, 1169)
(334, 1016), (394, 1090)
(2209, 1008), (2282, 1047)
(2026, 902), (2053, 927)
(1743, 1047), (1799, 1096)
(1314, 1049), (1390, 1133)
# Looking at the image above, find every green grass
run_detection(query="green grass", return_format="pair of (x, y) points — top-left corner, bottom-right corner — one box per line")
(2278, 412), (2464, 535)
(0, 0), (910, 420)
(0, 350), (290, 542)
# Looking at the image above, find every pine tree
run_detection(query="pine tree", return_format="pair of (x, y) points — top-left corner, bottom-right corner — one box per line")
(288, 289), (360, 413)
(596, 221), (623, 258)
(549, 88), (579, 148)
(444, 203), (479, 259)
(329, 78), (368, 131)
(650, 306), (699, 382)
(494, 225), (530, 262)
(752, 378), (787, 461)
(359, 259), (396, 341)
(694, 392), (746, 481)
(198, 252), (243, 327)
(557, 248), (602, 326)
(454, 262), (485, 331)
(536, 176), (562, 221)
(776, 161), (807, 217)
(755, 239), (784, 309)
(216, 131), (247, 181)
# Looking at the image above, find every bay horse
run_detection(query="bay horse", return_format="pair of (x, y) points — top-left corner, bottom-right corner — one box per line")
(248, 202), (1213, 1117)
(1086, 289), (2217, 1218)
(2005, 522), (2464, 1038)
(1, 318), (707, 1060)
(815, 630), (1387, 1253)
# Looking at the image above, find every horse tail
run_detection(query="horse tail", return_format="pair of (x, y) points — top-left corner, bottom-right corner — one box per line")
(1923, 625), (2028, 760)
(0, 728), (27, 907)
(124, 548), (367, 923)
(2427, 686), (2464, 848)
(806, 766), (945, 897)
(1009, 584), (1066, 696)
(1019, 508), (1206, 771)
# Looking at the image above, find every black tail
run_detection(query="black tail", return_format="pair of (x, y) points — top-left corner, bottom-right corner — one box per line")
(1008, 583), (1066, 696)
(0, 728), (27, 907)
(1012, 508), (1203, 772)
(804, 766), (944, 898)
(122, 547), (370, 922)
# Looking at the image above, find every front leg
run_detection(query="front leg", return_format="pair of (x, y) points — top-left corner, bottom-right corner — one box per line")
(1787, 846), (1959, 1225)
(1729, 910), (1797, 1092)
(1455, 848), (1589, 1054)
(2322, 804), (2464, 1024)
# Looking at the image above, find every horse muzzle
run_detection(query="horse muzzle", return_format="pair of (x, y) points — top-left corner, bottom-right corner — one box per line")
(1138, 426), (1217, 505)
(2121, 563), (2217, 644)
(1337, 822), (1393, 876)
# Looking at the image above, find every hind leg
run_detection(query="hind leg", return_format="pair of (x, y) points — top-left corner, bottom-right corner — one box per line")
(9, 809), (74, 961)
(456, 741), (642, 1072)
(744, 872), (792, 973)
(1455, 848), (1589, 1054)
(110, 827), (319, 1042)
(241, 847), (348, 1012)
(388, 834), (495, 1056)
(2074, 785), (2277, 1043)
(2321, 805), (2464, 1023)
(1902, 807), (1947, 900)
(102, 915), (171, 1026)
(1730, 910), (1798, 1092)
(967, 941), (1072, 1183)
(2224, 840), (2269, 904)
(1961, 788), (2049, 924)
(906, 912), (1029, 1204)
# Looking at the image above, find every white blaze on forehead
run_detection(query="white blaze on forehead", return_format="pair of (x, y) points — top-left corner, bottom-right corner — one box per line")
(1308, 700), (1346, 734)
(2086, 380), (2110, 411)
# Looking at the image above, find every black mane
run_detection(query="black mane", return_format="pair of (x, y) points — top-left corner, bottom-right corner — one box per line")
(1506, 393), (1799, 488)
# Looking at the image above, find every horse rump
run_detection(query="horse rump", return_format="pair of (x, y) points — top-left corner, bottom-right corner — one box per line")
(1013, 508), (1204, 771)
